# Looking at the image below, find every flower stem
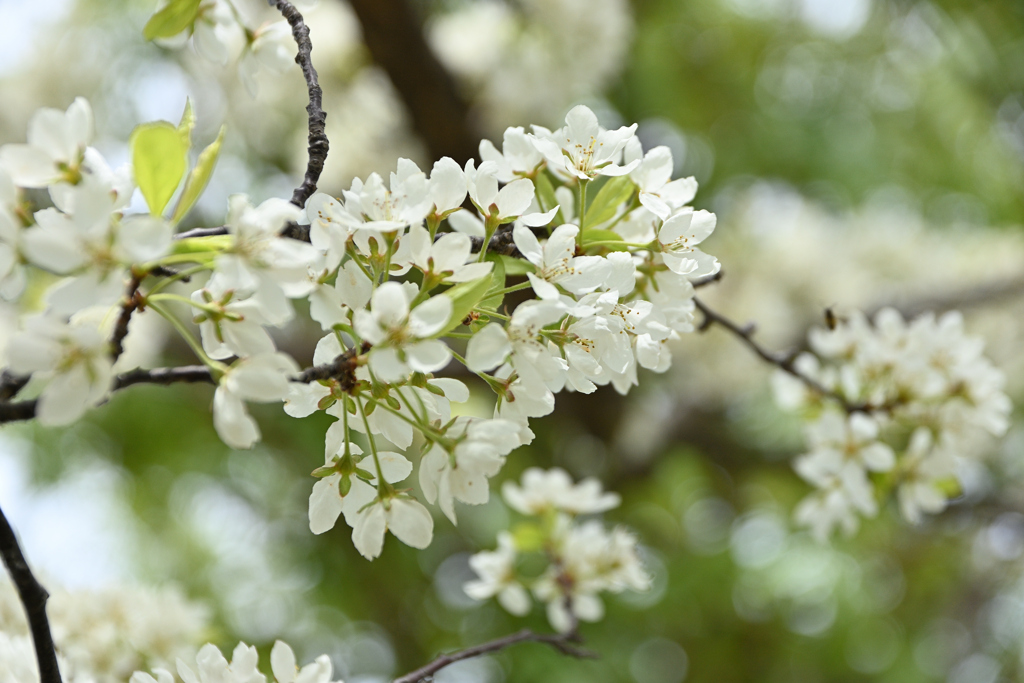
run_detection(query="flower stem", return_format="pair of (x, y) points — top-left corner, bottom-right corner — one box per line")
(147, 301), (226, 378)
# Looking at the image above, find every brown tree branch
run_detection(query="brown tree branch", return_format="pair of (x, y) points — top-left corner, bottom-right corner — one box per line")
(270, 0), (329, 216)
(392, 628), (594, 683)
(346, 0), (480, 164)
(0, 371), (29, 402)
(110, 274), (143, 362)
(0, 343), (375, 425)
(693, 296), (869, 413)
(0, 503), (62, 683)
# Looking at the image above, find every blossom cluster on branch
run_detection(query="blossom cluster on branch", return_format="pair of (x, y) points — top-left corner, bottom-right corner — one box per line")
(773, 308), (1012, 540)
(464, 468), (650, 633)
(0, 86), (714, 580)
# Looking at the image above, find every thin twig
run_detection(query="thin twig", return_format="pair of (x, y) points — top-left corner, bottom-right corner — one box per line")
(691, 269), (724, 289)
(110, 274), (143, 362)
(270, 0), (328, 233)
(0, 371), (29, 402)
(693, 296), (869, 413)
(392, 628), (595, 683)
(0, 344), (374, 425)
(0, 366), (217, 425)
(0, 503), (62, 683)
(174, 226), (228, 240)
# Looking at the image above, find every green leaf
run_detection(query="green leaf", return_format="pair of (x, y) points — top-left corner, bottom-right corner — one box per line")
(581, 229), (628, 251)
(437, 275), (495, 337)
(534, 172), (558, 212)
(171, 125), (225, 225)
(495, 254), (535, 276)
(131, 122), (189, 217)
(177, 99), (196, 141)
(143, 0), (202, 41)
(583, 175), (635, 229)
(479, 253), (507, 311)
(534, 171), (566, 225)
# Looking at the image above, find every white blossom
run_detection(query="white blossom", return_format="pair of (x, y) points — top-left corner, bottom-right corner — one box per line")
(213, 352), (298, 449)
(530, 105), (639, 181)
(502, 467), (620, 516)
(5, 314), (113, 426)
(0, 97), (94, 188)
(353, 281), (452, 381)
(463, 531), (530, 615)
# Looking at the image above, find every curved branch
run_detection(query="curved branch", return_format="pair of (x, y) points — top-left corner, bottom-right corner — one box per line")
(693, 296), (869, 413)
(392, 629), (594, 683)
(0, 344), (373, 425)
(0, 503), (62, 683)
(270, 0), (329, 221)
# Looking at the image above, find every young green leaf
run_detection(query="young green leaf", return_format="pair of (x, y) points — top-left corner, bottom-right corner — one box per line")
(143, 0), (202, 41)
(495, 254), (535, 276)
(583, 175), (635, 229)
(479, 253), (507, 312)
(171, 125), (226, 225)
(131, 121), (189, 217)
(437, 275), (495, 337)
(177, 99), (196, 141)
(581, 229), (628, 251)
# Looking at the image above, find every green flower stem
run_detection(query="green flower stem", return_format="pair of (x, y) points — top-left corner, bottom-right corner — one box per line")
(577, 179), (590, 242)
(152, 252), (219, 267)
(478, 214), (500, 263)
(477, 309), (510, 321)
(147, 292), (210, 311)
(146, 301), (226, 378)
(345, 251), (374, 283)
(355, 393), (387, 494)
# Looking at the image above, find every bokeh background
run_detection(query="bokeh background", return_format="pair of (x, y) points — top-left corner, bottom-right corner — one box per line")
(2, 0), (1024, 681)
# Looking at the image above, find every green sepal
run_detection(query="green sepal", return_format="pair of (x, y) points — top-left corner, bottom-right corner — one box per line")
(583, 175), (635, 229)
(172, 125), (226, 225)
(130, 121), (189, 217)
(311, 465), (336, 478)
(143, 0), (202, 41)
(338, 474), (353, 497)
(354, 468), (375, 482)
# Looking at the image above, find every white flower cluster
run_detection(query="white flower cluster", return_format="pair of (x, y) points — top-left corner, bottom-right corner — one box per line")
(293, 104), (719, 558)
(131, 640), (340, 683)
(464, 468), (649, 632)
(0, 578), (208, 683)
(774, 308), (1012, 540)
(0, 95), (716, 562)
